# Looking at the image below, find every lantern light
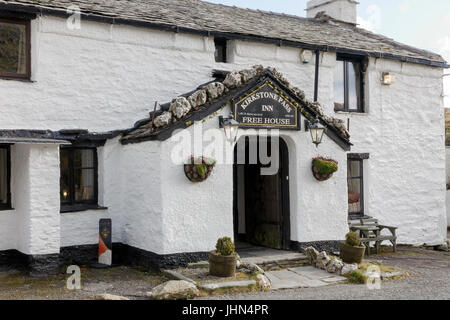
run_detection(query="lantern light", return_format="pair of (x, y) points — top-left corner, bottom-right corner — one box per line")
(219, 115), (240, 143)
(308, 118), (326, 147)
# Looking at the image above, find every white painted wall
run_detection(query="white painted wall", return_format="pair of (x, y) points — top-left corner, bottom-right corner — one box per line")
(0, 14), (446, 256)
(446, 148), (450, 227)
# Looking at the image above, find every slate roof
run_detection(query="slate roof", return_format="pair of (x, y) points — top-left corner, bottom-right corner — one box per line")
(120, 66), (352, 150)
(0, 0), (447, 68)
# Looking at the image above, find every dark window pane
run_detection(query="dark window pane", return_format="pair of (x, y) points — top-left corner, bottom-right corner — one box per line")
(214, 39), (227, 63)
(348, 160), (360, 178)
(60, 149), (70, 170)
(0, 149), (7, 204)
(0, 21), (27, 75)
(348, 61), (361, 110)
(334, 60), (345, 109)
(60, 169), (71, 203)
(74, 168), (95, 202)
(73, 149), (94, 168)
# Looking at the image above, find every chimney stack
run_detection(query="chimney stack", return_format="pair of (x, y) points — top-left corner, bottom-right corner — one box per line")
(306, 0), (359, 25)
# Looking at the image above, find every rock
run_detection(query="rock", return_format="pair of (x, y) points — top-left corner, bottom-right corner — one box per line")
(315, 251), (330, 270)
(204, 82), (226, 100)
(341, 263), (358, 276)
(154, 111), (172, 128)
(236, 259), (241, 268)
(256, 274), (272, 289)
(169, 97), (192, 119)
(163, 270), (196, 285)
(223, 71), (243, 88)
(187, 261), (209, 269)
(325, 257), (344, 274)
(240, 262), (264, 274)
(304, 247), (319, 265)
(94, 294), (129, 300)
(148, 280), (199, 300)
(187, 89), (208, 110)
(239, 68), (258, 83)
(381, 271), (404, 279)
(200, 280), (256, 291)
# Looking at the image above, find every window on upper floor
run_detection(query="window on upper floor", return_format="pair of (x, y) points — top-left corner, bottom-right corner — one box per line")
(334, 55), (365, 113)
(60, 147), (98, 212)
(0, 145), (11, 210)
(0, 18), (31, 80)
(214, 38), (228, 63)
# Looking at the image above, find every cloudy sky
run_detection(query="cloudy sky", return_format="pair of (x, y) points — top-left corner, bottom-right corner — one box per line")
(206, 0), (450, 107)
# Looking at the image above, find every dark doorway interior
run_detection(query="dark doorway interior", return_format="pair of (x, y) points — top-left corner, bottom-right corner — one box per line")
(233, 136), (290, 250)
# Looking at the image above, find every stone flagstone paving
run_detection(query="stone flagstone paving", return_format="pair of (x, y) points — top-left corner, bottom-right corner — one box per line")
(266, 266), (347, 290)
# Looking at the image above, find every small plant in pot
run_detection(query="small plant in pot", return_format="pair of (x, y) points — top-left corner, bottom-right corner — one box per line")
(209, 237), (237, 277)
(312, 157), (338, 181)
(340, 232), (366, 264)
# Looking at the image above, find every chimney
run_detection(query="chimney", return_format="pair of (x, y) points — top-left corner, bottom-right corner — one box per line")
(306, 0), (359, 25)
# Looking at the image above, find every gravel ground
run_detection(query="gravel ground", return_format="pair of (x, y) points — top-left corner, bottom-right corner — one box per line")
(0, 265), (166, 300)
(201, 246), (450, 300)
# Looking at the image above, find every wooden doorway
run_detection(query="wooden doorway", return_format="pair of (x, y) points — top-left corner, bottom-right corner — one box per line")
(233, 136), (290, 250)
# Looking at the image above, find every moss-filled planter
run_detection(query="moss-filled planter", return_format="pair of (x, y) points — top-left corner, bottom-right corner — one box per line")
(312, 157), (338, 181)
(184, 156), (216, 183)
(209, 251), (237, 277)
(340, 242), (366, 264)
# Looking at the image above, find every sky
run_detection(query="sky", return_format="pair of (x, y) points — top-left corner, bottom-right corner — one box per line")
(206, 0), (450, 107)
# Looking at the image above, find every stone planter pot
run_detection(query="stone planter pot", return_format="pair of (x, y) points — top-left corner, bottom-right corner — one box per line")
(209, 251), (236, 277)
(184, 163), (214, 183)
(339, 242), (366, 264)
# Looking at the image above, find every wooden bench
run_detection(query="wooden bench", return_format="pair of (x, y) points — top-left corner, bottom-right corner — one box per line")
(348, 218), (397, 256)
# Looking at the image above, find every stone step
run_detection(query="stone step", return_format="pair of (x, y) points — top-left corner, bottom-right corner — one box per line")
(241, 253), (310, 271)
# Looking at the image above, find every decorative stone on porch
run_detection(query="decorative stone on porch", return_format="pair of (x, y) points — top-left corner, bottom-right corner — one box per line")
(265, 266), (347, 290)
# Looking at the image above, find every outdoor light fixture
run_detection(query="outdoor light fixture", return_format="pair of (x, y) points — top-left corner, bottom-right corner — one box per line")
(300, 49), (313, 64)
(307, 118), (326, 147)
(382, 72), (395, 85)
(219, 115), (240, 143)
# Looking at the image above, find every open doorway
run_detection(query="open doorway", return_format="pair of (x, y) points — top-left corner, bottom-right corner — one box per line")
(233, 136), (290, 250)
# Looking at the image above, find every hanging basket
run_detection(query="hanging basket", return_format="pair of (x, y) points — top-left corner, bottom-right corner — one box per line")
(312, 157), (338, 182)
(184, 156), (216, 183)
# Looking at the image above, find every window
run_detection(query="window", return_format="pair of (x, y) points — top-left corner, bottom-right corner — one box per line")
(0, 145), (11, 210)
(214, 38), (227, 63)
(334, 55), (365, 112)
(60, 148), (98, 212)
(347, 154), (368, 218)
(0, 18), (31, 79)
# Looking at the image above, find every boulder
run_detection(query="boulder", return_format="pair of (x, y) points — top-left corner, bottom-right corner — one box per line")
(239, 262), (264, 274)
(256, 274), (272, 289)
(204, 82), (226, 100)
(325, 257), (344, 274)
(148, 280), (200, 300)
(239, 67), (258, 83)
(340, 263), (358, 276)
(187, 89), (208, 110)
(94, 294), (129, 300)
(169, 97), (192, 119)
(304, 247), (319, 265)
(223, 71), (243, 88)
(316, 251), (330, 270)
(434, 243), (449, 252)
(153, 111), (172, 128)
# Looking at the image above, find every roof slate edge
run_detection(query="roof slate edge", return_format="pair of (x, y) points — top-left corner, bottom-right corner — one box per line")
(1, 2), (447, 69)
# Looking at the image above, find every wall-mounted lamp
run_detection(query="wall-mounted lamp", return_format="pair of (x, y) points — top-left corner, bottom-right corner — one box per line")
(382, 72), (395, 85)
(300, 49), (313, 64)
(219, 115), (240, 143)
(305, 117), (326, 148)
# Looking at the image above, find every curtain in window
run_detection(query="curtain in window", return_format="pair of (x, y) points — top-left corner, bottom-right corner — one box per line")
(0, 22), (27, 75)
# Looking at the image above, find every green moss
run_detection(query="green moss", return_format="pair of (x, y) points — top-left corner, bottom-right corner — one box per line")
(345, 232), (361, 247)
(347, 270), (367, 284)
(216, 237), (235, 256)
(313, 158), (338, 175)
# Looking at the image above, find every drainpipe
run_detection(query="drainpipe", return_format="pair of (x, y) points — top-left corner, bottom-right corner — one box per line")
(314, 50), (320, 102)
